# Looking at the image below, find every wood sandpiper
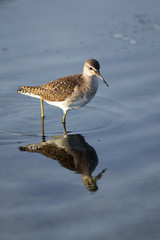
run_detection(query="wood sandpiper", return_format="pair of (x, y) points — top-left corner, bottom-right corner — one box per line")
(17, 59), (109, 123)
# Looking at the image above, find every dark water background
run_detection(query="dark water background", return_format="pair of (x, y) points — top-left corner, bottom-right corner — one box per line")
(0, 0), (160, 239)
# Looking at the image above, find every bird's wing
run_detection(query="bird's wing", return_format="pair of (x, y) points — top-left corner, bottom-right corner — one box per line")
(38, 74), (82, 101)
(17, 74), (82, 102)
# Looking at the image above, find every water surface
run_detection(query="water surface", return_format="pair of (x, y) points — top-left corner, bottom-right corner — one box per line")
(0, 0), (160, 239)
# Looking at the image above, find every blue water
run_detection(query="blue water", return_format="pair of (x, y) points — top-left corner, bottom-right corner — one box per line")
(0, 0), (160, 239)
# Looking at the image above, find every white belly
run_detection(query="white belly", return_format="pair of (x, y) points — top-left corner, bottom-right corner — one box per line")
(46, 76), (99, 112)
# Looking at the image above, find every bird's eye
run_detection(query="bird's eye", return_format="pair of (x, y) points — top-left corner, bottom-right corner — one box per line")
(89, 67), (93, 70)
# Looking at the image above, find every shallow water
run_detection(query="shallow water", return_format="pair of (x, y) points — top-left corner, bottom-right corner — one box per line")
(0, 0), (160, 239)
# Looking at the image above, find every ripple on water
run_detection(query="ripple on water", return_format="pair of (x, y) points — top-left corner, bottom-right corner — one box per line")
(64, 97), (131, 137)
(0, 93), (135, 142)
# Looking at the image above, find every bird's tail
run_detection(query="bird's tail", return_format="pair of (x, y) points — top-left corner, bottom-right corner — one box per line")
(19, 143), (42, 152)
(17, 86), (41, 98)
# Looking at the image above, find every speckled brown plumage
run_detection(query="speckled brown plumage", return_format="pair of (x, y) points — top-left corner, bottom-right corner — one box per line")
(19, 134), (98, 173)
(19, 144), (75, 170)
(17, 74), (83, 101)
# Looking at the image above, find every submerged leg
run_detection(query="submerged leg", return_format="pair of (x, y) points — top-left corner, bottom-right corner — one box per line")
(41, 116), (46, 142)
(40, 99), (44, 118)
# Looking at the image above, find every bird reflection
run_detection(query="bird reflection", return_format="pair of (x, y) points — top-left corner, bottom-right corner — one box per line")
(19, 132), (106, 192)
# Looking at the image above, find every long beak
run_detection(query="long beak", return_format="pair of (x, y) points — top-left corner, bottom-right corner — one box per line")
(97, 72), (109, 87)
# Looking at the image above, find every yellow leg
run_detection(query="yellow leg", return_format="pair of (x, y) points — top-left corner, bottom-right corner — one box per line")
(62, 110), (68, 133)
(62, 121), (67, 133)
(62, 111), (67, 123)
(40, 99), (44, 118)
